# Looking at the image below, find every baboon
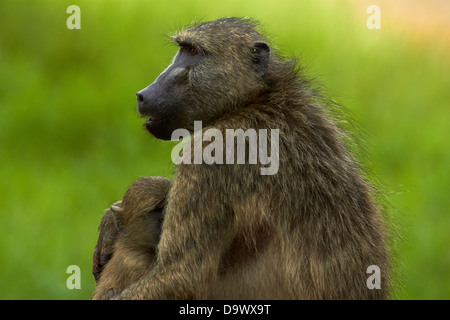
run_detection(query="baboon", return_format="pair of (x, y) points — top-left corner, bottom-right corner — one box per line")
(92, 177), (172, 300)
(93, 17), (390, 299)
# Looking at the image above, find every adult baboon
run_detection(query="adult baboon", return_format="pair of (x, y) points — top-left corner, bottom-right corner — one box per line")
(92, 177), (172, 300)
(93, 17), (390, 299)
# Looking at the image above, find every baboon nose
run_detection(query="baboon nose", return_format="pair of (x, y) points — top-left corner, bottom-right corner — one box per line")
(136, 92), (147, 114)
(136, 92), (144, 103)
(136, 86), (160, 115)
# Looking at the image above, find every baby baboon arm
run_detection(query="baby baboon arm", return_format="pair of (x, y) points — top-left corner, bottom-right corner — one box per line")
(92, 201), (122, 283)
(115, 165), (232, 299)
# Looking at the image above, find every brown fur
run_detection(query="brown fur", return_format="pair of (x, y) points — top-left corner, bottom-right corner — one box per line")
(93, 17), (390, 299)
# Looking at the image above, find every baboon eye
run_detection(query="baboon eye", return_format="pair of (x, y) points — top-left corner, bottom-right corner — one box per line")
(179, 46), (198, 55)
(188, 48), (198, 55)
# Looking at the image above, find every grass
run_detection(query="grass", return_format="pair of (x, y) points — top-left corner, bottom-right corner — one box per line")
(0, 0), (448, 299)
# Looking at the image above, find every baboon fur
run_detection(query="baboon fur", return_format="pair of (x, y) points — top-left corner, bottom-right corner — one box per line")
(93, 17), (390, 299)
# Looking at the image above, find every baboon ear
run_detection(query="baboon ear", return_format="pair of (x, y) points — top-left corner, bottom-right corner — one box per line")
(251, 41), (270, 77)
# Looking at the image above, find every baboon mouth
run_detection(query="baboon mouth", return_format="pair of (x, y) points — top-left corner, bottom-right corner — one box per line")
(146, 115), (164, 125)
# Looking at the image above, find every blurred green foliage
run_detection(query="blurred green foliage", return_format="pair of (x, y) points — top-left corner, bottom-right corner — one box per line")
(0, 0), (448, 299)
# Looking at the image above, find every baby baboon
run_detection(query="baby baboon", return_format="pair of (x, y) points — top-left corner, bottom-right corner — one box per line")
(91, 177), (172, 300)
(94, 17), (390, 299)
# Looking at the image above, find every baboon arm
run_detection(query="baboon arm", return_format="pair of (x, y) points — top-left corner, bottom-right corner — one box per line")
(115, 165), (232, 299)
(116, 248), (223, 299)
(93, 202), (121, 283)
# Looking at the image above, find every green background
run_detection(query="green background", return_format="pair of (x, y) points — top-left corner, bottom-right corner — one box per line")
(0, 0), (448, 299)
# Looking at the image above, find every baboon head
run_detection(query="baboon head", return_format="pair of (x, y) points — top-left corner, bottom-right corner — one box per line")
(136, 17), (271, 140)
(113, 177), (170, 248)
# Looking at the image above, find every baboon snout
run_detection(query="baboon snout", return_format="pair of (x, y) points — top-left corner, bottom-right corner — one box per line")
(136, 86), (160, 117)
(136, 90), (151, 116)
(136, 92), (144, 104)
